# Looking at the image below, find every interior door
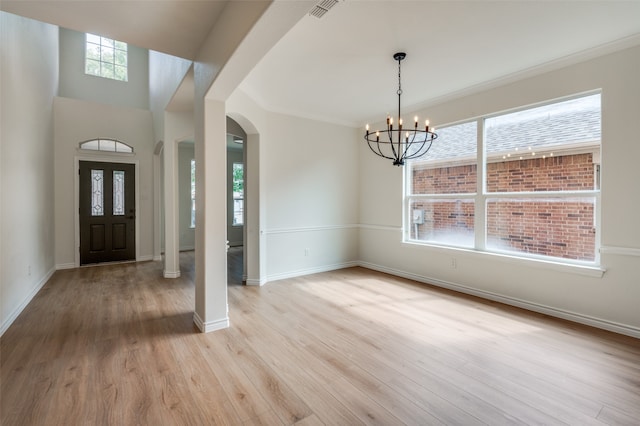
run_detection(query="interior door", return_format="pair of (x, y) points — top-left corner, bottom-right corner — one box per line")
(79, 161), (136, 265)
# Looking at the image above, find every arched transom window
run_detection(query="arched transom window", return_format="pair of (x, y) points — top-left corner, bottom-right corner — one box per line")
(79, 139), (133, 153)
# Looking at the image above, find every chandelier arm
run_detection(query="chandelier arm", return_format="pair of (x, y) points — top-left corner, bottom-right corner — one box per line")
(404, 134), (437, 160)
(365, 134), (394, 161)
(399, 128), (421, 162)
(386, 128), (400, 160)
(405, 139), (429, 160)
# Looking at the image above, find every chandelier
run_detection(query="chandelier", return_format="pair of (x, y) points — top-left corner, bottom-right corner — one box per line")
(364, 52), (437, 166)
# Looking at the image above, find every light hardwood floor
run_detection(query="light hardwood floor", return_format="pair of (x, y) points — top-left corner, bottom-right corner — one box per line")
(1, 252), (639, 425)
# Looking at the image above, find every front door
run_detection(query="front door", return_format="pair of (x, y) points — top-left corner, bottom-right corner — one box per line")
(79, 161), (136, 265)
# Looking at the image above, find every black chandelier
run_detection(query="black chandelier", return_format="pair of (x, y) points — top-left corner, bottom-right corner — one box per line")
(364, 52), (437, 166)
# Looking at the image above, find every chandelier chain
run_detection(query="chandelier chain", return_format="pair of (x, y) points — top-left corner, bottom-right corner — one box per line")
(397, 58), (403, 96)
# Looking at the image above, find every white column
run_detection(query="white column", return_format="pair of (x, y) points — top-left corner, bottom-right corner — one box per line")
(245, 132), (264, 286)
(193, 98), (229, 332)
(163, 125), (180, 278)
(153, 141), (163, 262)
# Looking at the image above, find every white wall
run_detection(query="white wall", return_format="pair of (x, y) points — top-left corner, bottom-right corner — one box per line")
(358, 45), (640, 336)
(148, 51), (192, 145)
(227, 89), (360, 282)
(53, 97), (155, 267)
(59, 28), (149, 110)
(178, 142), (195, 250)
(0, 12), (59, 335)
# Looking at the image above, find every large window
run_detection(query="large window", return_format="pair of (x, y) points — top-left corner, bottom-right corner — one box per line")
(406, 93), (601, 264)
(85, 33), (128, 81)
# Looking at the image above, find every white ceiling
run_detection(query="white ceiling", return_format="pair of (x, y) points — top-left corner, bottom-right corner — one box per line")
(0, 0), (228, 60)
(3, 1), (640, 128)
(239, 0), (640, 126)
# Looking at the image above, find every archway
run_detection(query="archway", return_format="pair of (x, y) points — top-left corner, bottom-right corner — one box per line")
(227, 112), (263, 286)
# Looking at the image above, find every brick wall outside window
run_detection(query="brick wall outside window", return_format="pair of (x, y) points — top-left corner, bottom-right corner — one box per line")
(487, 153), (595, 192)
(413, 164), (476, 194)
(411, 153), (596, 260)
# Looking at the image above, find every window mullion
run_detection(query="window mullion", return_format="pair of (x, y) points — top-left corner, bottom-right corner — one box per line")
(476, 118), (486, 251)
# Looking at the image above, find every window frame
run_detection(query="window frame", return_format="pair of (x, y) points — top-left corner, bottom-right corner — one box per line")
(232, 162), (244, 227)
(190, 159), (196, 229)
(85, 33), (128, 82)
(404, 91), (602, 268)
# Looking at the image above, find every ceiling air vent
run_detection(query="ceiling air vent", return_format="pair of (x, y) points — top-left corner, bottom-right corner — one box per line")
(309, 0), (339, 19)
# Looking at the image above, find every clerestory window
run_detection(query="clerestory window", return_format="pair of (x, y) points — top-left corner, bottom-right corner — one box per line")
(85, 33), (128, 81)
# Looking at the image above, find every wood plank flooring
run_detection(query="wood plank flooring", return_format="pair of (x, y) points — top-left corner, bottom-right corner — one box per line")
(2, 251), (639, 425)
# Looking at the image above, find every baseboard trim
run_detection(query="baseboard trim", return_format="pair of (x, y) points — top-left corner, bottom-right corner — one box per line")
(163, 270), (181, 279)
(358, 261), (640, 339)
(56, 263), (76, 270)
(246, 277), (267, 286)
(153, 255), (162, 261)
(137, 255), (154, 262)
(1, 266), (55, 337)
(193, 312), (229, 333)
(266, 261), (359, 283)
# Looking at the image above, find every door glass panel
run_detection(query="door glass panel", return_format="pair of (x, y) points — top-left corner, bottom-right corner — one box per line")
(113, 170), (125, 215)
(91, 169), (104, 216)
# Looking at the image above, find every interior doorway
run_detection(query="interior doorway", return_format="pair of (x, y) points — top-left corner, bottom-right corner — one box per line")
(227, 117), (246, 285)
(79, 161), (136, 265)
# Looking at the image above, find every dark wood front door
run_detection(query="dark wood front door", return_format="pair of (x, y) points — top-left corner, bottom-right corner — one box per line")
(79, 161), (136, 265)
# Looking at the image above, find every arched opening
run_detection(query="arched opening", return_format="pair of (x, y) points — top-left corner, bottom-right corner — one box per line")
(226, 117), (245, 286)
(227, 112), (262, 286)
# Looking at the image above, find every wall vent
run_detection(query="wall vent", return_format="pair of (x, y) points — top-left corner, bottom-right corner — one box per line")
(309, 0), (339, 19)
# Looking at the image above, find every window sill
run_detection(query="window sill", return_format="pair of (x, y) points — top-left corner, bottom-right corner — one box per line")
(402, 240), (606, 278)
